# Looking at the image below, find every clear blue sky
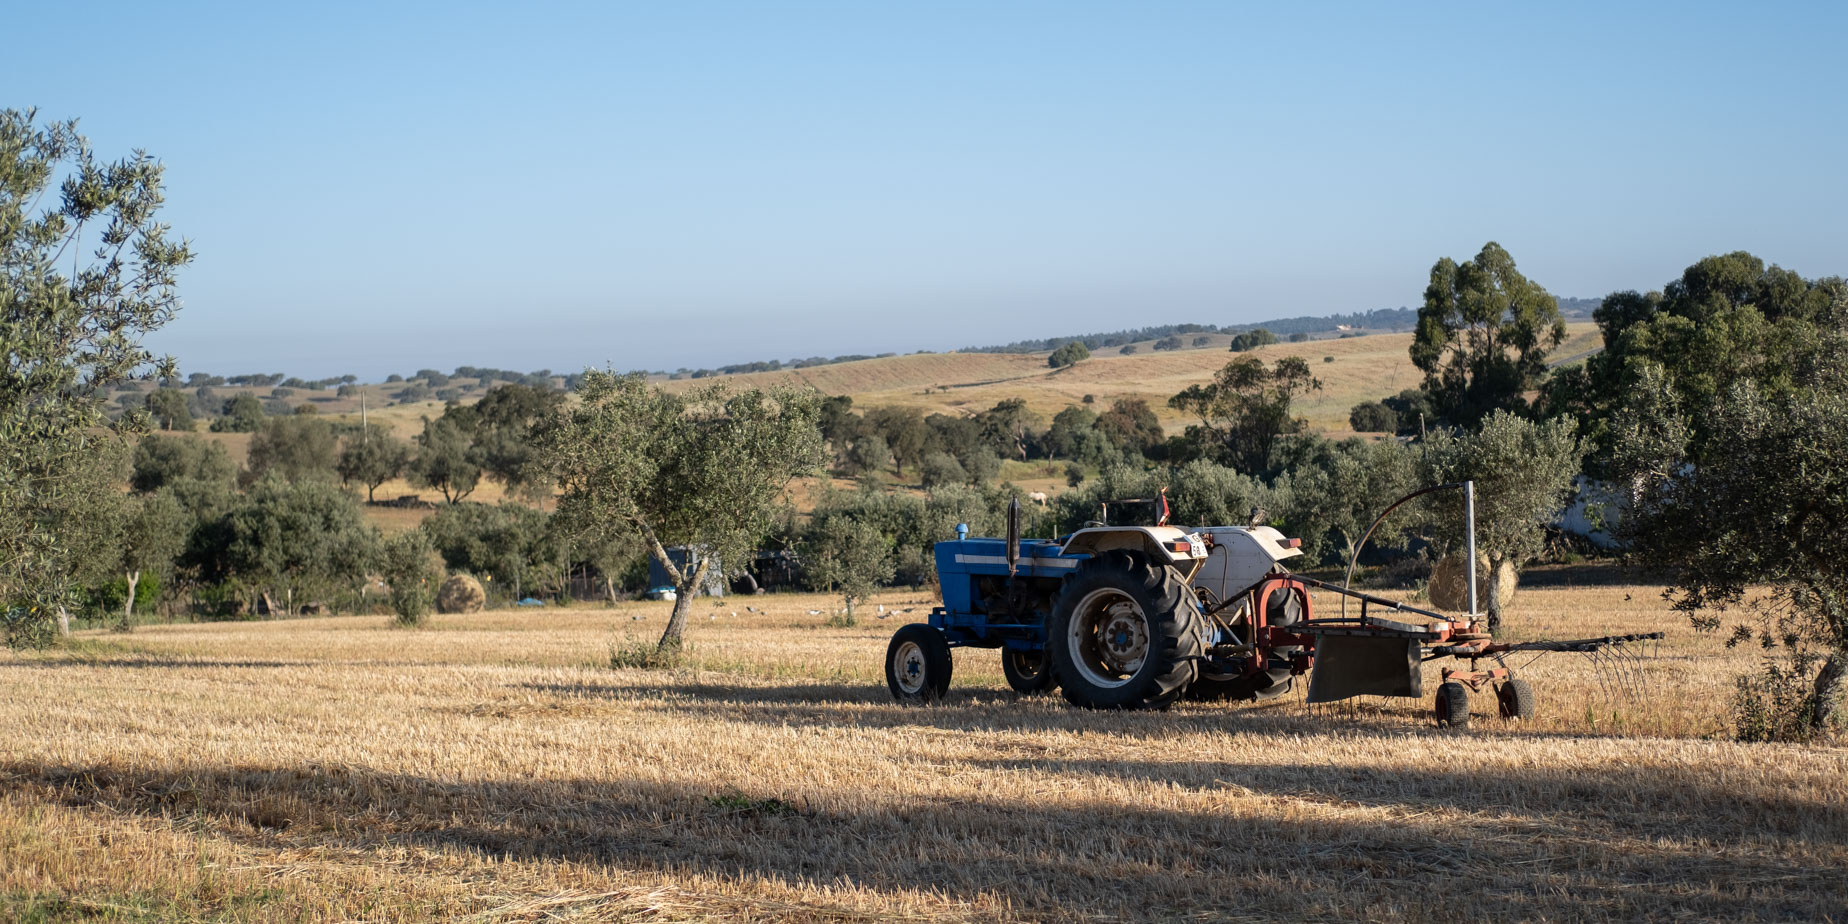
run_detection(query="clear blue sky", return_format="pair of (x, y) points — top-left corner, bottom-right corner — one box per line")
(13, 1), (1847, 381)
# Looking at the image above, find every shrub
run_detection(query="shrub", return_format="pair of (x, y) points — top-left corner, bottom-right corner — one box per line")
(1734, 655), (1826, 743)
(381, 531), (445, 626)
(918, 451), (967, 489)
(1349, 401), (1399, 433)
(610, 638), (684, 670)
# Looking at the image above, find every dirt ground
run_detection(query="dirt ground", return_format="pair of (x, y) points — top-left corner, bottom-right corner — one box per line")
(3, 573), (1843, 922)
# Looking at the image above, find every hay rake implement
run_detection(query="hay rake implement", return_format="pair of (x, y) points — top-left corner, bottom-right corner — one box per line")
(886, 481), (1663, 727)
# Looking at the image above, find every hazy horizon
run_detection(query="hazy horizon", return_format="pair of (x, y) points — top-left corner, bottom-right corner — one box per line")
(14, 1), (1845, 381)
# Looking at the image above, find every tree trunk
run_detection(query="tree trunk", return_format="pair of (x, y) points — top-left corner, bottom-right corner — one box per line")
(657, 555), (711, 652)
(1813, 650), (1846, 731)
(57, 606), (71, 637)
(605, 574), (617, 606)
(122, 570), (140, 631)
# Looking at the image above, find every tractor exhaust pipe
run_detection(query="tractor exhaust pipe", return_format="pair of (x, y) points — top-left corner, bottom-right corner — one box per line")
(1006, 497), (1021, 576)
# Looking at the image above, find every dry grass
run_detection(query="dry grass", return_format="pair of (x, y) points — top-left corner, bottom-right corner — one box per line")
(663, 324), (1601, 435)
(4, 570), (1843, 922)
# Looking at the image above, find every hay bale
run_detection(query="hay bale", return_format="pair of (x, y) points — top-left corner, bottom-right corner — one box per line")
(437, 574), (486, 614)
(1427, 553), (1518, 612)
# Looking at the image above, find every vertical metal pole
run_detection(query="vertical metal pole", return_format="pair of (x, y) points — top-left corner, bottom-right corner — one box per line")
(1464, 480), (1479, 619)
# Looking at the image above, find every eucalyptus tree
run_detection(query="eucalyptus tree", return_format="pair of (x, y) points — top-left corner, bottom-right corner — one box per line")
(537, 371), (826, 652)
(1412, 242), (1566, 426)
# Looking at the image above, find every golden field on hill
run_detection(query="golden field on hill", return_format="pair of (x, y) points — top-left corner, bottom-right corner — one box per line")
(658, 323), (1602, 436)
(5, 573), (1843, 922)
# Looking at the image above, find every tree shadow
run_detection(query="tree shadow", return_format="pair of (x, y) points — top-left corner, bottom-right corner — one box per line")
(4, 755), (1838, 922)
(516, 677), (1677, 746)
(0, 657), (317, 670)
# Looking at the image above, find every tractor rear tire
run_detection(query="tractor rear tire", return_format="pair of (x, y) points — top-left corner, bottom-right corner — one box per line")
(1050, 550), (1204, 710)
(1497, 678), (1535, 720)
(887, 624), (952, 703)
(1189, 583), (1305, 703)
(1434, 681), (1470, 728)
(1002, 648), (1057, 695)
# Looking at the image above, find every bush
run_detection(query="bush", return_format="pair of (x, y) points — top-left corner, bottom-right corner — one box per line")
(1349, 401), (1399, 433)
(381, 531), (445, 626)
(1119, 345), (1138, 355)
(1152, 336), (1183, 351)
(1288, 332), (1310, 342)
(918, 451), (967, 489)
(1048, 341), (1091, 368)
(1734, 656), (1827, 743)
(610, 638), (685, 670)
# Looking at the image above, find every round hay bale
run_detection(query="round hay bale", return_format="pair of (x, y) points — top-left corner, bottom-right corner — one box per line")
(436, 574), (486, 614)
(1427, 553), (1518, 613)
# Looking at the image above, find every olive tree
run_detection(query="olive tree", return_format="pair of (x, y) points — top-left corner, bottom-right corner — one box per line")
(802, 515), (895, 624)
(536, 371), (826, 652)
(1420, 411), (1581, 629)
(1614, 360), (1848, 737)
(1, 110), (191, 645)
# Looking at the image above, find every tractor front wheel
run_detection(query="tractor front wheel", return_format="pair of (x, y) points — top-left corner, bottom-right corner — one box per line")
(886, 624), (952, 703)
(1002, 648), (1056, 695)
(1049, 550), (1203, 710)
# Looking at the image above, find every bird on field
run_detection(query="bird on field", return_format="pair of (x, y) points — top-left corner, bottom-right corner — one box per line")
(807, 609), (822, 615)
(877, 604), (885, 614)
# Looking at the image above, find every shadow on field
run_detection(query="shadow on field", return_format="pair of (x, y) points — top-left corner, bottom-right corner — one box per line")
(518, 678), (1652, 746)
(0, 658), (316, 670)
(4, 754), (1840, 922)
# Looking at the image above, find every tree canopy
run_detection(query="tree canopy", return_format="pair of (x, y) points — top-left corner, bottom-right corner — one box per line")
(1169, 356), (1320, 474)
(1610, 279), (1848, 735)
(1, 110), (191, 644)
(537, 371), (826, 650)
(1412, 242), (1565, 426)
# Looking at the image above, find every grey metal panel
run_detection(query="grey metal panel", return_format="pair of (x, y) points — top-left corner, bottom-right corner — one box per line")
(1305, 635), (1423, 703)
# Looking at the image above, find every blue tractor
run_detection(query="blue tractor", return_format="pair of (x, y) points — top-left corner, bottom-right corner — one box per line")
(887, 489), (1663, 723)
(885, 499), (1317, 711)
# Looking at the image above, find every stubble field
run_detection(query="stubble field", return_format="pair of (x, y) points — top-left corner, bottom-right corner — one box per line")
(3, 573), (1844, 922)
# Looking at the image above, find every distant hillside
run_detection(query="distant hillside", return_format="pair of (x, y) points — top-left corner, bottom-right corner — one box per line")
(962, 298), (1600, 355)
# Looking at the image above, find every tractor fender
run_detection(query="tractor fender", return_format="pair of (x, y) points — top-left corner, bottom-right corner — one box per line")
(1060, 526), (1207, 569)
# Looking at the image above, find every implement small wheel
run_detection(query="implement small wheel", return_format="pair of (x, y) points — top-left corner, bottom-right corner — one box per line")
(1497, 678), (1536, 720)
(1434, 681), (1470, 728)
(1002, 648), (1056, 695)
(886, 624), (952, 703)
